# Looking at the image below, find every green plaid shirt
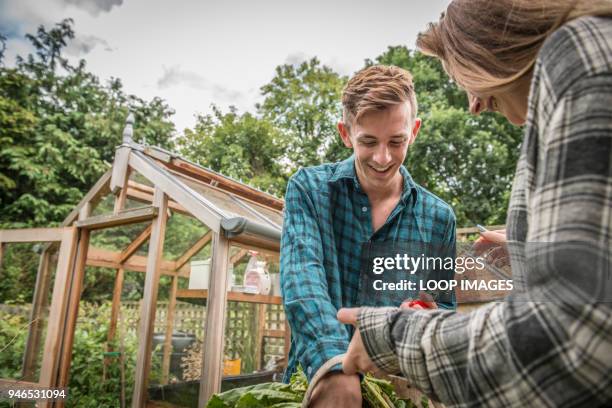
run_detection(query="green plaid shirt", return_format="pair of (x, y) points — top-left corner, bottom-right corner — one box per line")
(280, 154), (456, 382)
(357, 16), (612, 407)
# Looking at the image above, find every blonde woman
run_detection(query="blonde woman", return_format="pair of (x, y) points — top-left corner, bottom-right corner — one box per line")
(337, 1), (612, 407)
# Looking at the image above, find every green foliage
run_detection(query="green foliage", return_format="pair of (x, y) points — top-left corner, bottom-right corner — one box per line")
(178, 58), (348, 196)
(0, 303), (158, 407)
(0, 19), (175, 230)
(223, 303), (257, 373)
(0, 19), (176, 303)
(206, 367), (416, 408)
(65, 302), (138, 407)
(0, 310), (29, 379)
(0, 244), (40, 304)
(179, 106), (287, 196)
(257, 57), (348, 170)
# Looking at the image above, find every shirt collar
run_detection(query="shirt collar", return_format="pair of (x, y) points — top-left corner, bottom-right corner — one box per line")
(329, 154), (418, 203)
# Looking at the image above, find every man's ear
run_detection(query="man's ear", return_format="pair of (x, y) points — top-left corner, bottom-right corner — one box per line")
(409, 118), (422, 145)
(338, 122), (353, 148)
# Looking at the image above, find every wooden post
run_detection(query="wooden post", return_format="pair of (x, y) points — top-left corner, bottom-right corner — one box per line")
(174, 231), (213, 271)
(22, 249), (52, 380)
(119, 224), (152, 263)
(255, 304), (267, 370)
(199, 233), (230, 406)
(161, 275), (178, 384)
(105, 162), (132, 375)
(110, 146), (131, 195)
(105, 267), (125, 378)
(114, 168), (132, 214)
(0, 228), (66, 243)
(229, 248), (248, 266)
(132, 188), (168, 407)
(39, 227), (78, 389)
(56, 203), (92, 391)
(108, 268), (125, 343)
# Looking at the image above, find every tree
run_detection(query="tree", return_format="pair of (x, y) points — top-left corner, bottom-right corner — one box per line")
(0, 19), (176, 302)
(257, 58), (348, 171)
(178, 106), (287, 196)
(0, 19), (176, 228)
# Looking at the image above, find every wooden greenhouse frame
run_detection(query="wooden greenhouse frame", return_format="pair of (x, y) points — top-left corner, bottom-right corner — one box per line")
(0, 115), (289, 407)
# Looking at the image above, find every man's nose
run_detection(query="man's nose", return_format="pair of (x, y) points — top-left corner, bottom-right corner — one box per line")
(468, 93), (484, 115)
(373, 145), (392, 164)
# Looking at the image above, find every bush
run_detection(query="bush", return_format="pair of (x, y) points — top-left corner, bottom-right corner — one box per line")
(0, 303), (145, 407)
(0, 311), (29, 379)
(66, 302), (139, 407)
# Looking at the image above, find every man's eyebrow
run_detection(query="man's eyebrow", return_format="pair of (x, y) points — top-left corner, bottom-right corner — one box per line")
(356, 132), (409, 140)
(355, 134), (377, 140)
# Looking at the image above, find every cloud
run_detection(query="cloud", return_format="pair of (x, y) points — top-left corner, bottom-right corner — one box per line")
(284, 52), (309, 66)
(157, 66), (246, 105)
(61, 0), (123, 16)
(326, 56), (353, 76)
(0, 0), (123, 40)
(210, 84), (243, 102)
(0, 1), (46, 39)
(158, 66), (208, 90)
(64, 34), (113, 56)
(283, 52), (351, 76)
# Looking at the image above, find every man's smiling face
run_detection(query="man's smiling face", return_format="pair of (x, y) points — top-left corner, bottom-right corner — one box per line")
(339, 102), (421, 193)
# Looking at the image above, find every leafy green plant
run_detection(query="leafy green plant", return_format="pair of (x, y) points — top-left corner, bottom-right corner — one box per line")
(206, 367), (418, 408)
(0, 303), (140, 407)
(65, 302), (139, 407)
(0, 311), (29, 379)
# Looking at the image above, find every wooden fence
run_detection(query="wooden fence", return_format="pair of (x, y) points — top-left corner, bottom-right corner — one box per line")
(121, 300), (287, 371)
(0, 300), (288, 375)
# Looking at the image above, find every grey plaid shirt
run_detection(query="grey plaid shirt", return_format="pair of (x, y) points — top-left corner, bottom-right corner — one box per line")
(358, 16), (612, 407)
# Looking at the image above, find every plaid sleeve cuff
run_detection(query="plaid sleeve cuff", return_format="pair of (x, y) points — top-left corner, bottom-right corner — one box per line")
(300, 340), (349, 382)
(357, 307), (402, 374)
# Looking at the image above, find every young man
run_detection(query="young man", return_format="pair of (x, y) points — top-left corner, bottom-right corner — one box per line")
(280, 65), (456, 406)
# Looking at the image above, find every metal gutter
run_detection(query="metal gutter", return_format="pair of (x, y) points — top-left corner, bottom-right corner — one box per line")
(221, 217), (281, 241)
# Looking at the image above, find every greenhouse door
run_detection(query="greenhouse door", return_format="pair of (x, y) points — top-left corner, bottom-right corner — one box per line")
(0, 227), (79, 407)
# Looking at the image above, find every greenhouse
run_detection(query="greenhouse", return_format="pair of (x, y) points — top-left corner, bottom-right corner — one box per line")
(0, 115), (288, 407)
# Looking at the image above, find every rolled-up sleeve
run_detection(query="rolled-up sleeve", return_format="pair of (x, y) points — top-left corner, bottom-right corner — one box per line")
(281, 171), (349, 380)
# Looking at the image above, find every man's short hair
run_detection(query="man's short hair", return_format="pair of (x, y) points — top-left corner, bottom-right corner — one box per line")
(342, 65), (418, 130)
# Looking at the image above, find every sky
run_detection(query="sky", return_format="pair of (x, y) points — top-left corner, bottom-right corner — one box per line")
(0, 0), (450, 134)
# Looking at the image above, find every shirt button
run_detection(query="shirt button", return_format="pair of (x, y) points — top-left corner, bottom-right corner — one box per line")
(307, 366), (312, 376)
(362, 206), (368, 212)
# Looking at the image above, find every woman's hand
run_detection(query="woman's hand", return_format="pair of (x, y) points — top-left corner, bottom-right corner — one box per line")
(400, 292), (438, 310)
(336, 308), (380, 376)
(472, 229), (509, 268)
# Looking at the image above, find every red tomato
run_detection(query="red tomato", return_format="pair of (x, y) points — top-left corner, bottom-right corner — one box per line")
(400, 300), (433, 309)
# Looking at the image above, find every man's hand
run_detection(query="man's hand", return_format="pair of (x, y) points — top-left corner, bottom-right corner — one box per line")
(336, 308), (380, 376)
(309, 371), (361, 407)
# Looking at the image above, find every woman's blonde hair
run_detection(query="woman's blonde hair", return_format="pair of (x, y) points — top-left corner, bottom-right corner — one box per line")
(417, 0), (612, 94)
